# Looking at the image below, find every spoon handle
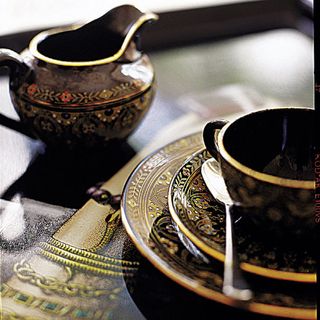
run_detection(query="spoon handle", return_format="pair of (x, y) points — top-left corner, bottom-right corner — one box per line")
(223, 204), (253, 302)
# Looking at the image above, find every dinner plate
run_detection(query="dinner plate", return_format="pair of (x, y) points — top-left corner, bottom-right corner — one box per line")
(168, 149), (316, 283)
(121, 133), (316, 319)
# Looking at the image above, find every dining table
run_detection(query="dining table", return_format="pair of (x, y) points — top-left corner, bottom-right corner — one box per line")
(0, 1), (316, 319)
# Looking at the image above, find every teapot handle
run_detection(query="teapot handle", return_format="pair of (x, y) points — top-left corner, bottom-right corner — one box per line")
(0, 48), (28, 81)
(0, 48), (34, 138)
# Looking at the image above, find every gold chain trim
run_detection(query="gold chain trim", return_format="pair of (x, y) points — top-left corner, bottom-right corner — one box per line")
(39, 242), (138, 272)
(45, 238), (139, 266)
(1, 309), (44, 320)
(13, 260), (123, 298)
(0, 283), (108, 319)
(38, 250), (137, 277)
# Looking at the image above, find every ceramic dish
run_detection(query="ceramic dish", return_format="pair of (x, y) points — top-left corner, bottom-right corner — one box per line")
(121, 133), (316, 319)
(168, 149), (316, 283)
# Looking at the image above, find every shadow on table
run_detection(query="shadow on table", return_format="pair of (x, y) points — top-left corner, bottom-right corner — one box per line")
(129, 256), (314, 320)
(1, 139), (136, 209)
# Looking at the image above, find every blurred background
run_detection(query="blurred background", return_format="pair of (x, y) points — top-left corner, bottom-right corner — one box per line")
(0, 3), (315, 319)
(0, 0), (314, 165)
(0, 0), (258, 35)
(0, 0), (313, 148)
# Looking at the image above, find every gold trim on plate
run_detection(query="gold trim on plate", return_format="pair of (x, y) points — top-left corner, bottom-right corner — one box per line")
(121, 133), (316, 320)
(168, 149), (316, 283)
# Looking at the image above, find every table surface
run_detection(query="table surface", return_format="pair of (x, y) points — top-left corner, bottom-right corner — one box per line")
(0, 7), (315, 319)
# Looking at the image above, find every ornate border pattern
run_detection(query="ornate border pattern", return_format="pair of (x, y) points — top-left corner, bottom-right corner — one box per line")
(121, 132), (316, 320)
(12, 86), (154, 146)
(13, 260), (123, 298)
(0, 283), (109, 319)
(37, 238), (139, 278)
(21, 80), (146, 106)
(169, 149), (316, 282)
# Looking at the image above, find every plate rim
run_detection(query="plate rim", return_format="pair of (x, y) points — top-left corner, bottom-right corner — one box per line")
(167, 148), (316, 284)
(121, 134), (316, 320)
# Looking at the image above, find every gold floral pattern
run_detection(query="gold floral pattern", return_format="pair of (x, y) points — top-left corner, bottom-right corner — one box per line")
(169, 149), (316, 280)
(13, 260), (123, 298)
(22, 80), (144, 106)
(13, 87), (154, 147)
(221, 159), (315, 237)
(0, 283), (110, 319)
(121, 133), (316, 319)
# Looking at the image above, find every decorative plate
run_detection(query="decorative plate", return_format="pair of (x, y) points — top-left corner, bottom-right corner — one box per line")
(121, 133), (316, 319)
(168, 149), (316, 283)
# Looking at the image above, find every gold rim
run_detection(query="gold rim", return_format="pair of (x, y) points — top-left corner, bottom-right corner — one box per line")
(121, 136), (316, 320)
(29, 13), (158, 67)
(217, 107), (314, 189)
(21, 80), (154, 109)
(122, 211), (316, 320)
(168, 149), (316, 283)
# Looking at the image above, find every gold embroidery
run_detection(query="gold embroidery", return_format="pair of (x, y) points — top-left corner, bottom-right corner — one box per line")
(42, 238), (139, 266)
(13, 260), (123, 298)
(38, 243), (138, 272)
(0, 283), (106, 319)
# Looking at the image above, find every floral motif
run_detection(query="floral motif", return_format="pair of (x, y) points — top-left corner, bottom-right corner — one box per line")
(170, 149), (316, 277)
(182, 167), (191, 177)
(82, 122), (96, 134)
(222, 158), (315, 238)
(21, 80), (145, 106)
(13, 87), (154, 147)
(39, 119), (55, 132)
(27, 84), (38, 96)
(123, 134), (316, 317)
(59, 91), (73, 103)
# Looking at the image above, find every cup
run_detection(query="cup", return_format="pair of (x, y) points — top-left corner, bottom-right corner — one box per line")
(203, 107), (315, 239)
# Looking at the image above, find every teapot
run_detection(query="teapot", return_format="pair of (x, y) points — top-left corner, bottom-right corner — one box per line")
(0, 5), (158, 147)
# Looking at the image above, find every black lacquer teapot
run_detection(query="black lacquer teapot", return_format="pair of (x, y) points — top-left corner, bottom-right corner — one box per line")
(0, 5), (158, 147)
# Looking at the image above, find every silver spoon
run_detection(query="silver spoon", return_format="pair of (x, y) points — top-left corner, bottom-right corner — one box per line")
(173, 221), (210, 264)
(201, 158), (253, 302)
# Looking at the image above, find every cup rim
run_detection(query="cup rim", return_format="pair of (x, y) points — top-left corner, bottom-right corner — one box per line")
(28, 12), (158, 67)
(217, 107), (315, 189)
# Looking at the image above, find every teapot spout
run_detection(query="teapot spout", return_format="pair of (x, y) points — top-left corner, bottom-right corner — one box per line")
(99, 5), (159, 42)
(32, 5), (158, 65)
(99, 4), (159, 60)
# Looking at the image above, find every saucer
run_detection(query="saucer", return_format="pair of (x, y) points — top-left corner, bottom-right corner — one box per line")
(168, 149), (316, 283)
(121, 133), (316, 319)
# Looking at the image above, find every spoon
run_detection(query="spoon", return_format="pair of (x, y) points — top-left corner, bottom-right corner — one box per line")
(173, 221), (210, 264)
(201, 158), (253, 302)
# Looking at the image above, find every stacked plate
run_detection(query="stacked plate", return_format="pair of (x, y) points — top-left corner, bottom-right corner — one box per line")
(121, 132), (316, 319)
